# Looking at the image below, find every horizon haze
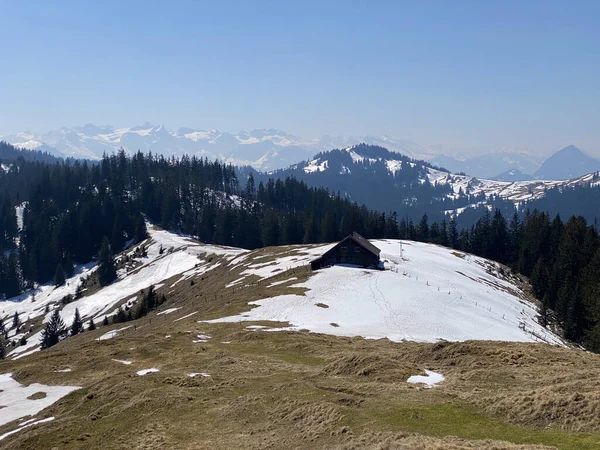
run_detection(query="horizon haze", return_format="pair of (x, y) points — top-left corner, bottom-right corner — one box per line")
(1, 1), (598, 157)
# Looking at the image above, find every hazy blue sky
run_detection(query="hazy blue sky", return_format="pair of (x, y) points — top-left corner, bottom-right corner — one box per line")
(1, 1), (598, 155)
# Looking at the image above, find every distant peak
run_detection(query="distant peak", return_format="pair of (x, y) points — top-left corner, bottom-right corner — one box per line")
(559, 145), (582, 153)
(130, 122), (154, 131)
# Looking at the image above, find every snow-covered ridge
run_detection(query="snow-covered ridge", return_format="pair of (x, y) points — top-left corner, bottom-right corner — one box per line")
(427, 167), (600, 205)
(295, 146), (600, 210)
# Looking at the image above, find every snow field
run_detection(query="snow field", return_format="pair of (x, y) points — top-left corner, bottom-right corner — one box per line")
(0, 373), (80, 430)
(206, 239), (563, 345)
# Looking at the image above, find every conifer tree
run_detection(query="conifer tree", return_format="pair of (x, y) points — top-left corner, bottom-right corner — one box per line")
(0, 339), (5, 360)
(417, 214), (429, 242)
(41, 309), (66, 349)
(439, 220), (449, 247)
(102, 316), (109, 326)
(12, 312), (20, 331)
(98, 237), (117, 286)
(133, 215), (147, 244)
(63, 252), (75, 277)
(0, 318), (5, 336)
(135, 297), (148, 319)
(71, 308), (83, 336)
(115, 306), (127, 323)
(540, 294), (550, 328)
(53, 263), (66, 287)
(148, 285), (157, 310)
(88, 317), (96, 331)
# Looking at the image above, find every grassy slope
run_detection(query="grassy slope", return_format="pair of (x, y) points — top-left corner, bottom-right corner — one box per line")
(1, 243), (599, 449)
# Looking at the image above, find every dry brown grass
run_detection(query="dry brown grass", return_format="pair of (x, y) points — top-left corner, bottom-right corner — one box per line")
(1, 244), (599, 449)
(335, 432), (554, 450)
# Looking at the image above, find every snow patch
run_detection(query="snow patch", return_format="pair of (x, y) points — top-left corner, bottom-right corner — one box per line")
(192, 334), (211, 343)
(96, 326), (132, 341)
(136, 368), (159, 376)
(174, 311), (198, 322)
(0, 416), (55, 441)
(303, 159), (328, 173)
(268, 277), (298, 287)
(407, 370), (445, 388)
(112, 359), (132, 365)
(157, 307), (181, 315)
(0, 373), (79, 428)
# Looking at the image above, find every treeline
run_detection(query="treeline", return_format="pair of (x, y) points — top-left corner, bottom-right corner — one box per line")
(411, 209), (600, 351)
(0, 140), (62, 165)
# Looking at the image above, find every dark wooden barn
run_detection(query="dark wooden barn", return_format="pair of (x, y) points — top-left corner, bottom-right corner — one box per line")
(310, 232), (381, 270)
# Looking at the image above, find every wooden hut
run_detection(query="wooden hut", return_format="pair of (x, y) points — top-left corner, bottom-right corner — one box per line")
(310, 232), (381, 270)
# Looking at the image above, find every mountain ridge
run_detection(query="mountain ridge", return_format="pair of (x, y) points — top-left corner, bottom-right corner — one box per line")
(258, 144), (600, 223)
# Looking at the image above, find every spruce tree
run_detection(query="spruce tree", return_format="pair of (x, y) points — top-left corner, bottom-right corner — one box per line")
(115, 306), (127, 323)
(53, 263), (66, 287)
(439, 220), (449, 247)
(0, 339), (5, 360)
(448, 218), (459, 249)
(146, 285), (156, 311)
(102, 316), (109, 326)
(4, 254), (21, 298)
(586, 320), (600, 351)
(88, 317), (96, 331)
(417, 214), (429, 242)
(41, 309), (66, 349)
(64, 252), (75, 278)
(71, 308), (83, 336)
(0, 318), (5, 336)
(540, 294), (550, 328)
(12, 312), (20, 331)
(133, 216), (147, 244)
(98, 237), (117, 286)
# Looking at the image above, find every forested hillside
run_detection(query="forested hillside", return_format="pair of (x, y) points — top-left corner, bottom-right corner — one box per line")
(0, 140), (61, 165)
(252, 144), (600, 227)
(1, 142), (599, 353)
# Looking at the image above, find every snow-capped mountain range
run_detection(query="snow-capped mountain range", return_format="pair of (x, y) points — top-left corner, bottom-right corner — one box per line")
(3, 124), (596, 180)
(1, 124), (434, 171)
